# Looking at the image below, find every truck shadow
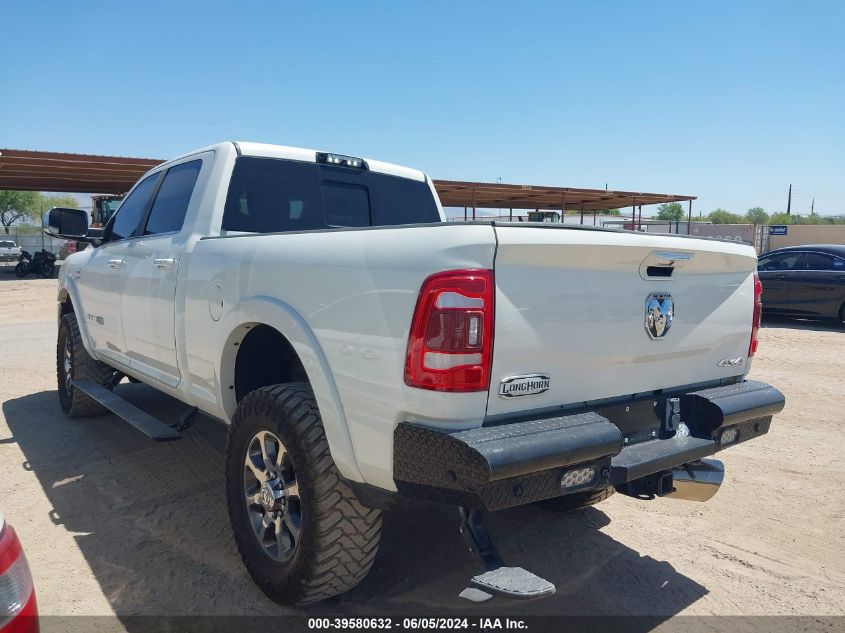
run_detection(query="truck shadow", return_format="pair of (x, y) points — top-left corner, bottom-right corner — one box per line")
(3, 386), (706, 625)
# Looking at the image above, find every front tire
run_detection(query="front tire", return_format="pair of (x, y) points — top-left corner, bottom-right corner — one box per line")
(226, 383), (382, 605)
(57, 313), (115, 417)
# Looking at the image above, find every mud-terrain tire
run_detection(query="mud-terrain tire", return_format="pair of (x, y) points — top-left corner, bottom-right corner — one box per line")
(57, 312), (115, 417)
(534, 487), (615, 513)
(226, 383), (382, 605)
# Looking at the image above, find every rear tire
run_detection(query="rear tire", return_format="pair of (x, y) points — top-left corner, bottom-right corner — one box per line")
(226, 383), (382, 605)
(534, 487), (615, 513)
(839, 304), (845, 326)
(14, 262), (27, 277)
(57, 313), (115, 417)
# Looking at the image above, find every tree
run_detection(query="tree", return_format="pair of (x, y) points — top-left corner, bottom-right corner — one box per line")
(769, 212), (792, 225)
(655, 202), (685, 221)
(597, 209), (621, 216)
(708, 208), (743, 224)
(37, 194), (79, 217)
(0, 191), (39, 233)
(745, 207), (769, 224)
(0, 192), (81, 232)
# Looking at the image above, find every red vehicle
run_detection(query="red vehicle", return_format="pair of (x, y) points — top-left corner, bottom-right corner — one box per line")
(0, 513), (37, 633)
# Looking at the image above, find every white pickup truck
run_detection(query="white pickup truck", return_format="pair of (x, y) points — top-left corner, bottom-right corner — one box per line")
(0, 239), (22, 262)
(46, 142), (784, 605)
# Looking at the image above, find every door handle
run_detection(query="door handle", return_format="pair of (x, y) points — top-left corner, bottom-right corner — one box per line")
(108, 259), (123, 269)
(154, 258), (176, 270)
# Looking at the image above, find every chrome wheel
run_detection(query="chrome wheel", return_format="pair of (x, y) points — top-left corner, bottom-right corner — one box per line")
(243, 430), (302, 562)
(63, 337), (73, 390)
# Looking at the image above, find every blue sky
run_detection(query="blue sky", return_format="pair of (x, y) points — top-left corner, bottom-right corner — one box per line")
(2, 1), (843, 216)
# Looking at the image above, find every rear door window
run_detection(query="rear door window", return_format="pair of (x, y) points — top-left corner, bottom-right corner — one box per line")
(802, 252), (835, 271)
(144, 160), (202, 235)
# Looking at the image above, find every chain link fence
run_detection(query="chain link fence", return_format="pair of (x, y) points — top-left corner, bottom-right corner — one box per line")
(3, 226), (74, 258)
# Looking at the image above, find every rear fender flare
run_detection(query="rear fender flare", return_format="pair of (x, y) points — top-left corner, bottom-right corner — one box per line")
(217, 295), (364, 483)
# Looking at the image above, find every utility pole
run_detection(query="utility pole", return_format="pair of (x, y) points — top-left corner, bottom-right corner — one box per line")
(811, 198), (815, 216)
(786, 184), (792, 216)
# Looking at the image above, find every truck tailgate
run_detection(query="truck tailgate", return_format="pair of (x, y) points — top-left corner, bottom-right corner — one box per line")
(487, 225), (758, 417)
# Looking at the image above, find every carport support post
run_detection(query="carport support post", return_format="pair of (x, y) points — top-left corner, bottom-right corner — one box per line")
(687, 199), (693, 234)
(464, 206), (467, 221)
(509, 207), (513, 221)
(580, 203), (585, 225)
(472, 187), (476, 221)
(638, 205), (643, 231)
(632, 197), (637, 230)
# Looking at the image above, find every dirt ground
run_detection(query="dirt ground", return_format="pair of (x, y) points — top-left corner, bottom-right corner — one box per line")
(1, 276), (843, 621)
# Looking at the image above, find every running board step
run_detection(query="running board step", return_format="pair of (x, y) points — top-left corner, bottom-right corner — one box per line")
(72, 379), (182, 441)
(468, 567), (556, 601)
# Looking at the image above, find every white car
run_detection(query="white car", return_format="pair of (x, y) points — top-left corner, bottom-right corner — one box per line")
(46, 142), (785, 604)
(0, 240), (21, 262)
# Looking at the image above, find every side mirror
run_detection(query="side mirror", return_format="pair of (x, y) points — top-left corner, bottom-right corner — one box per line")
(44, 207), (93, 241)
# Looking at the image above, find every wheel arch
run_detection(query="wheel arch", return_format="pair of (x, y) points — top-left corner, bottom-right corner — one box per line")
(217, 296), (364, 483)
(57, 283), (97, 357)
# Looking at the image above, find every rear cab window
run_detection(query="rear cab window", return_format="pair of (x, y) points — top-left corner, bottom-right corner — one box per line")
(222, 156), (440, 234)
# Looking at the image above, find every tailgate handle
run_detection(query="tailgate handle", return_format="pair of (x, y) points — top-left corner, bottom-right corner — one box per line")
(653, 251), (693, 266)
(640, 251), (693, 280)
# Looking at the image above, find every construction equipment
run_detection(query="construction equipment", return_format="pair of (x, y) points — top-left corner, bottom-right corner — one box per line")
(90, 195), (123, 227)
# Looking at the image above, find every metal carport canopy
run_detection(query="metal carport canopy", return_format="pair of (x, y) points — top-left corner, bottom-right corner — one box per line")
(0, 148), (695, 212)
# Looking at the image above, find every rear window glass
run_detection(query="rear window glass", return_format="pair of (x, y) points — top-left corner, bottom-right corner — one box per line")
(222, 157), (439, 234)
(322, 182), (370, 227)
(144, 160), (202, 235)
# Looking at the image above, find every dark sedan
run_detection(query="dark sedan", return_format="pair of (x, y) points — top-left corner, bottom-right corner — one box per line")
(757, 244), (845, 324)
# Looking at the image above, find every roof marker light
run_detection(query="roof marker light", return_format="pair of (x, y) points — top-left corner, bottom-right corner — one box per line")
(316, 152), (369, 170)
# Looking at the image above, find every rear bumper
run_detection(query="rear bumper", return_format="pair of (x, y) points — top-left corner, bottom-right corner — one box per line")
(393, 380), (784, 510)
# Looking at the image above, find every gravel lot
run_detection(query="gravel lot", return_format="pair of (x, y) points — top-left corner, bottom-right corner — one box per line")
(1, 276), (843, 620)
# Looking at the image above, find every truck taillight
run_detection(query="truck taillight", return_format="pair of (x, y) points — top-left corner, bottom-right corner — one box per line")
(405, 269), (494, 392)
(0, 523), (38, 633)
(749, 272), (762, 357)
